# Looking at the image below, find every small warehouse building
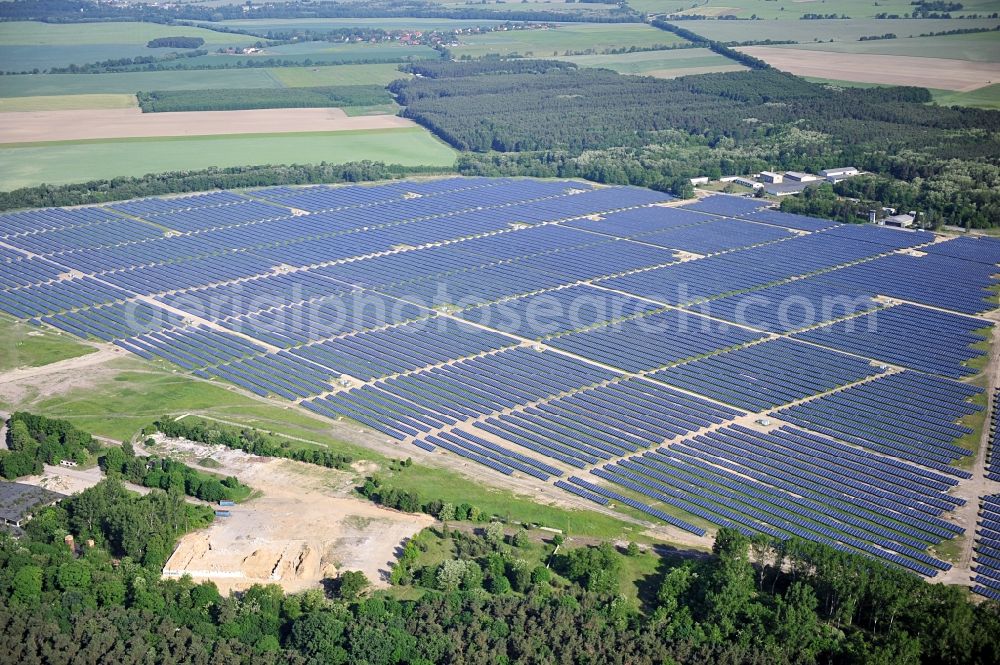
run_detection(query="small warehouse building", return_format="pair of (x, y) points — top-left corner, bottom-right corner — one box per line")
(759, 171), (784, 184)
(820, 167), (859, 182)
(689, 176), (710, 185)
(784, 171), (820, 183)
(0, 481), (65, 528)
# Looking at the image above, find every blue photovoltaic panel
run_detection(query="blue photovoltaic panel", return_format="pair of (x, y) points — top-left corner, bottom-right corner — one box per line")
(545, 308), (765, 372)
(650, 338), (884, 411)
(737, 208), (840, 232)
(794, 303), (990, 378)
(924, 236), (1000, 265)
(779, 370), (981, 470)
(677, 194), (770, 218)
(459, 284), (662, 338)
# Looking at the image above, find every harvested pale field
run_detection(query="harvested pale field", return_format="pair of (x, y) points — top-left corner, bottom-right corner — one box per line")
(738, 46), (1000, 91)
(0, 106), (415, 144)
(155, 436), (432, 594)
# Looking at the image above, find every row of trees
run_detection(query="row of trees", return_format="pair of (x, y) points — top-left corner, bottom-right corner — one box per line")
(101, 439), (249, 503)
(146, 36), (203, 48)
(137, 85), (390, 113)
(153, 416), (354, 471)
(0, 412), (100, 479)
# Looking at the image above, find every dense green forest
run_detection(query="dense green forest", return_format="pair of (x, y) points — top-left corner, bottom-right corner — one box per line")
(391, 60), (1000, 227)
(137, 85), (391, 113)
(3, 491), (999, 665)
(0, 412), (101, 479)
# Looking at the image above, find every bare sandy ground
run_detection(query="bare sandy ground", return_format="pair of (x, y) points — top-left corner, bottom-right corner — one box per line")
(153, 436), (432, 594)
(0, 107), (417, 144)
(738, 46), (1000, 91)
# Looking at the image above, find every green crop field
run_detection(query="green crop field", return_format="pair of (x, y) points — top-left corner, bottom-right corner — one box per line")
(557, 47), (746, 77)
(643, 0), (1000, 19)
(679, 17), (1000, 44)
(0, 20), (256, 72)
(0, 128), (457, 190)
(0, 93), (137, 111)
(269, 63), (409, 86)
(0, 62), (413, 98)
(767, 30), (1000, 62)
(451, 23), (687, 58)
(0, 68), (286, 97)
(931, 83), (1000, 109)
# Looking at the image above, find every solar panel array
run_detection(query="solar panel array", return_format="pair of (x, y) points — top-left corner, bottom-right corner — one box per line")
(974, 494), (1000, 600)
(0, 181), (995, 580)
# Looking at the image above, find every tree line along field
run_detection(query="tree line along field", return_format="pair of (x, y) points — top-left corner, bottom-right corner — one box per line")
(136, 85), (391, 113)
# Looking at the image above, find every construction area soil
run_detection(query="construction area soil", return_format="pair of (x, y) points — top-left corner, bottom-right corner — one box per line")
(149, 436), (432, 594)
(0, 107), (417, 144)
(738, 46), (1000, 91)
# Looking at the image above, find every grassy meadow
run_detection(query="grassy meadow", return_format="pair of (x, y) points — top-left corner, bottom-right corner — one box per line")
(0, 128), (457, 189)
(0, 20), (256, 72)
(766, 30), (1000, 62)
(451, 23), (687, 58)
(0, 317), (96, 372)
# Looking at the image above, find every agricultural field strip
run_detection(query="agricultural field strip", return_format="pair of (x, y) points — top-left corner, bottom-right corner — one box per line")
(0, 180), (992, 572)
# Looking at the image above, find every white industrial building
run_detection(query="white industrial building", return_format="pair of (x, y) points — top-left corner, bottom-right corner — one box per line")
(784, 171), (820, 183)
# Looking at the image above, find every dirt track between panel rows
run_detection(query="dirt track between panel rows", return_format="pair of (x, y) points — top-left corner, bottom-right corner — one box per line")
(0, 107), (416, 144)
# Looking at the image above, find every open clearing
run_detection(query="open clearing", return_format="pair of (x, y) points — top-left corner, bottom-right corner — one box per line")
(156, 436), (432, 594)
(738, 46), (1000, 91)
(0, 127), (456, 189)
(0, 107), (415, 143)
(558, 48), (746, 77)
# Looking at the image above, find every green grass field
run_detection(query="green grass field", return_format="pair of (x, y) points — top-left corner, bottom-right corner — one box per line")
(0, 128), (457, 190)
(931, 83), (1000, 109)
(557, 47), (746, 77)
(0, 317), (96, 372)
(678, 17), (1000, 44)
(805, 76), (1000, 109)
(0, 63), (409, 98)
(644, 0), (1000, 19)
(0, 93), (137, 111)
(269, 63), (409, 86)
(767, 30), (1000, 62)
(451, 23), (687, 58)
(0, 20), (256, 72)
